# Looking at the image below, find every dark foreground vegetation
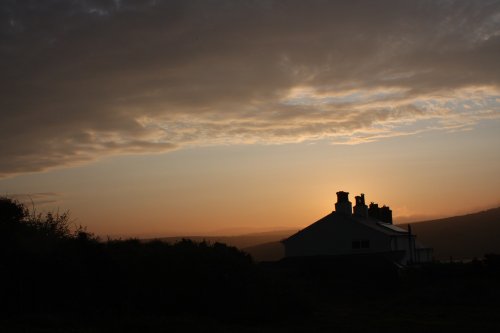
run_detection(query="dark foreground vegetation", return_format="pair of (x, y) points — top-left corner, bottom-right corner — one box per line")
(1, 197), (500, 332)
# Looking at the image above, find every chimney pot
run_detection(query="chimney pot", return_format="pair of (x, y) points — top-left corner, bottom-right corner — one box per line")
(335, 191), (352, 215)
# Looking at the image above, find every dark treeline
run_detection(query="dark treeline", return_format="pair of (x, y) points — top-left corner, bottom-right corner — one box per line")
(1, 196), (500, 332)
(0, 197), (306, 322)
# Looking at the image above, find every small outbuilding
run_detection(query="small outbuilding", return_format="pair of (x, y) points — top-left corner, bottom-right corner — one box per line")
(282, 191), (432, 265)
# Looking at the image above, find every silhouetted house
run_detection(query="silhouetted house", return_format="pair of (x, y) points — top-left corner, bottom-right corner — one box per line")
(282, 191), (432, 265)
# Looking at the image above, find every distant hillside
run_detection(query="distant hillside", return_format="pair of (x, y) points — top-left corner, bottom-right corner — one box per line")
(151, 229), (296, 250)
(407, 207), (500, 260)
(243, 241), (286, 262)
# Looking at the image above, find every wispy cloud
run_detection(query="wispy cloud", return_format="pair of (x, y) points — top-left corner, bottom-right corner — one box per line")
(1, 0), (499, 177)
(8, 192), (63, 206)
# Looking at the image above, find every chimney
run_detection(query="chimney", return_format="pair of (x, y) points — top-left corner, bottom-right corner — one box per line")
(368, 202), (393, 224)
(368, 202), (380, 220)
(379, 205), (393, 224)
(335, 191), (352, 215)
(353, 193), (368, 218)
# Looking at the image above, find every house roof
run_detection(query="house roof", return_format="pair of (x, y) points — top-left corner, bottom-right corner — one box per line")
(356, 217), (409, 235)
(282, 211), (409, 244)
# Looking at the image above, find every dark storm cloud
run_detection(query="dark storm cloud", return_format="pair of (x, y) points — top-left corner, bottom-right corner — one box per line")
(1, 0), (499, 176)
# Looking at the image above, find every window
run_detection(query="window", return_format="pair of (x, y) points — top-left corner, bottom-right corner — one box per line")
(352, 239), (370, 250)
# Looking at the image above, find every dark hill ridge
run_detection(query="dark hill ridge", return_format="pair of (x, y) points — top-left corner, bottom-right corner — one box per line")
(407, 206), (500, 260)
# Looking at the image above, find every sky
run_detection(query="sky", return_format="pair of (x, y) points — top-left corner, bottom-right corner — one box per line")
(1, 0), (500, 237)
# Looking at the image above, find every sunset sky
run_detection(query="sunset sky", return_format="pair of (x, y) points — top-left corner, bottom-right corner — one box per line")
(1, 0), (499, 237)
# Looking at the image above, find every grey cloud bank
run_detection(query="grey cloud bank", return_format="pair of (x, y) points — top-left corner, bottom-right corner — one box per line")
(1, 0), (499, 176)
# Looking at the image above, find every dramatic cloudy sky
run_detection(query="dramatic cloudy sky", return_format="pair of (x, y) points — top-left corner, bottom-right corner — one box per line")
(1, 0), (499, 236)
